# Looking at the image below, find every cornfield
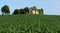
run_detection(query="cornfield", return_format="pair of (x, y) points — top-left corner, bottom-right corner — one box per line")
(0, 14), (60, 33)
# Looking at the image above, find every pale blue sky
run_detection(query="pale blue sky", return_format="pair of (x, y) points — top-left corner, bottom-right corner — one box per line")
(0, 0), (60, 15)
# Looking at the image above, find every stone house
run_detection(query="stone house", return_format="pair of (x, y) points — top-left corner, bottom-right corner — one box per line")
(29, 8), (39, 14)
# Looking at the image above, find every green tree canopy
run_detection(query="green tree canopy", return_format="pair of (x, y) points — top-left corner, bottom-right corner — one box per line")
(32, 6), (37, 10)
(38, 8), (44, 15)
(13, 9), (19, 14)
(1, 5), (10, 15)
(19, 9), (24, 14)
(23, 7), (29, 14)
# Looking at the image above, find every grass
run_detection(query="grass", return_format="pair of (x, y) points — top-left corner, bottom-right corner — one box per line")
(0, 14), (60, 33)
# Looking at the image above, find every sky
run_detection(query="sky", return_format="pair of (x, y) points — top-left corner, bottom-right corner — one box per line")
(0, 0), (60, 15)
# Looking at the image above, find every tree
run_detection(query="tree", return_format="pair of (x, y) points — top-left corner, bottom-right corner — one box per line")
(40, 8), (44, 15)
(13, 9), (19, 14)
(13, 7), (29, 14)
(1, 5), (10, 15)
(23, 7), (29, 14)
(38, 8), (44, 15)
(19, 9), (24, 14)
(32, 6), (36, 10)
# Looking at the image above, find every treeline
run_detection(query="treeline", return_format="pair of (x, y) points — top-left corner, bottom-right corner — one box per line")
(1, 5), (44, 15)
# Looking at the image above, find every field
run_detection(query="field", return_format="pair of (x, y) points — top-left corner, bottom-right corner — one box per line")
(0, 14), (60, 33)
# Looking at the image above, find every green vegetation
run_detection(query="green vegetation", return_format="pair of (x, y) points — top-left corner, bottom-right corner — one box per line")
(0, 15), (60, 33)
(1, 5), (43, 15)
(1, 5), (10, 15)
(38, 8), (44, 15)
